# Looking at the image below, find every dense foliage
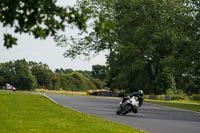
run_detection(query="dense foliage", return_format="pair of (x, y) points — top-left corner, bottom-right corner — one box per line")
(0, 59), (105, 91)
(55, 0), (200, 95)
(0, 0), (90, 48)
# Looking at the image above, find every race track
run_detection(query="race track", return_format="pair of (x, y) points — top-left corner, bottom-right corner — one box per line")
(45, 94), (200, 133)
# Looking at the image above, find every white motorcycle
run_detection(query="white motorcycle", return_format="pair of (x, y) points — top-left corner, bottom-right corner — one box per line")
(116, 96), (139, 115)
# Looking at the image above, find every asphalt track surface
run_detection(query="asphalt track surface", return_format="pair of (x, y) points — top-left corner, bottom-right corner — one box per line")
(46, 94), (200, 133)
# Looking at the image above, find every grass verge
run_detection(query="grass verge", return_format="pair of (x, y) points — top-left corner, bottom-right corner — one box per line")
(0, 90), (144, 133)
(145, 99), (200, 112)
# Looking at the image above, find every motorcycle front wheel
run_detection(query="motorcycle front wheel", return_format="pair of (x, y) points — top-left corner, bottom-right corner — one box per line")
(121, 105), (132, 115)
(116, 106), (122, 115)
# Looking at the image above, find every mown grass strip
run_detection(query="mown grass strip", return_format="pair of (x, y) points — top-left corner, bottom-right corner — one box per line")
(145, 99), (200, 112)
(0, 90), (144, 133)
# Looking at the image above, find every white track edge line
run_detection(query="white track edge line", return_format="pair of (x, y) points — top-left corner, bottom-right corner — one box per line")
(43, 94), (146, 132)
(43, 93), (200, 114)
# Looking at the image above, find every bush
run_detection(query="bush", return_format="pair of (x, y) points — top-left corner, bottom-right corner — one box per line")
(91, 79), (105, 89)
(166, 89), (185, 96)
(69, 72), (87, 82)
(171, 95), (186, 100)
(166, 89), (175, 96)
(59, 72), (97, 91)
(191, 94), (200, 101)
(176, 89), (185, 96)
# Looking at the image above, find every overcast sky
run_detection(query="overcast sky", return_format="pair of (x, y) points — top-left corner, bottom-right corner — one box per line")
(0, 0), (107, 71)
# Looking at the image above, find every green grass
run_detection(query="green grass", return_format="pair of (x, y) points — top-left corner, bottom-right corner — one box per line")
(145, 99), (200, 112)
(0, 90), (144, 133)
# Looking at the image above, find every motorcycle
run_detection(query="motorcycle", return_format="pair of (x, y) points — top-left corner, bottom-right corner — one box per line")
(116, 96), (139, 115)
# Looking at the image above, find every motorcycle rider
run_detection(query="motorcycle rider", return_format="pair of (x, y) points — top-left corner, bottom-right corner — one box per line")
(121, 90), (144, 113)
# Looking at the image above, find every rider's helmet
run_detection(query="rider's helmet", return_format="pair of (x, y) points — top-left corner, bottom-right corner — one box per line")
(138, 90), (144, 97)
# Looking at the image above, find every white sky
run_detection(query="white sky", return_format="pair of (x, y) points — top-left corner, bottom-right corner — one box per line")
(0, 0), (107, 71)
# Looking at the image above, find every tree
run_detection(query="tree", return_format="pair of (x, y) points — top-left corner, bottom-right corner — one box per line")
(54, 0), (117, 59)
(0, 63), (9, 86)
(92, 65), (106, 81)
(0, 76), (6, 86)
(29, 61), (53, 89)
(0, 59), (37, 90)
(54, 0), (200, 94)
(49, 73), (60, 90)
(14, 59), (37, 90)
(55, 68), (74, 74)
(0, 0), (90, 48)
(110, 0), (198, 94)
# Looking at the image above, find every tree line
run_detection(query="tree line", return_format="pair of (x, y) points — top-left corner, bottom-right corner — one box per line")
(0, 59), (106, 91)
(1, 0), (200, 95)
